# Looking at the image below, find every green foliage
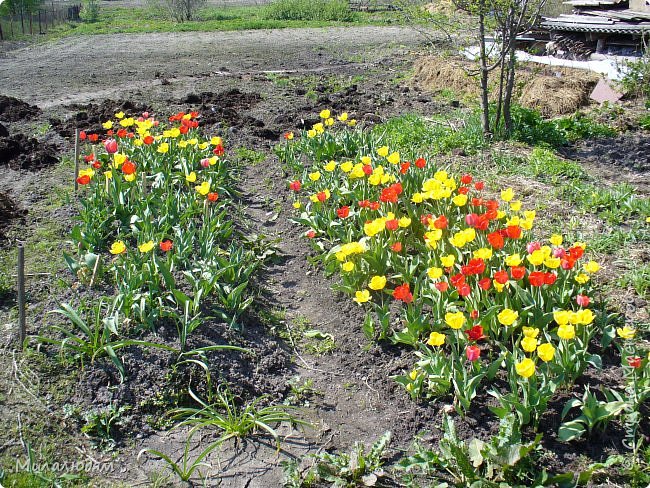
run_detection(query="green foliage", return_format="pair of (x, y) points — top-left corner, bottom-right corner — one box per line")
(551, 112), (617, 142)
(528, 147), (587, 180)
(81, 0), (101, 23)
(64, 403), (130, 449)
(619, 38), (650, 99)
(36, 300), (176, 381)
(639, 114), (650, 130)
(560, 182), (649, 225)
(396, 415), (542, 487)
(615, 261), (650, 298)
(138, 428), (222, 482)
(506, 105), (567, 147)
(170, 383), (307, 449)
(559, 387), (628, 441)
(372, 113), (486, 159)
(294, 432), (391, 486)
(264, 0), (357, 22)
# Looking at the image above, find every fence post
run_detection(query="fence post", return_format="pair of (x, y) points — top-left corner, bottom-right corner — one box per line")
(29, 12), (32, 35)
(38, 10), (42, 34)
(17, 242), (26, 346)
(0, 22), (3, 41)
(20, 9), (24, 34)
(74, 128), (80, 192)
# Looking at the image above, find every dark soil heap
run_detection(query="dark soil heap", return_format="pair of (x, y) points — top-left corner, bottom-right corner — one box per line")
(0, 95), (41, 122)
(0, 133), (58, 171)
(0, 191), (26, 240)
(51, 99), (153, 138)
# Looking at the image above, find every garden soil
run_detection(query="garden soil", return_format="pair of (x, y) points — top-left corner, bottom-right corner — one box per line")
(0, 26), (648, 486)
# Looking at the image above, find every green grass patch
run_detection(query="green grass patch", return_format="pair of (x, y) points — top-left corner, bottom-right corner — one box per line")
(263, 0), (356, 22)
(40, 4), (393, 39)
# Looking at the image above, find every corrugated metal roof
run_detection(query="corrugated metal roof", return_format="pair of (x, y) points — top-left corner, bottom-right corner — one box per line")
(542, 19), (650, 33)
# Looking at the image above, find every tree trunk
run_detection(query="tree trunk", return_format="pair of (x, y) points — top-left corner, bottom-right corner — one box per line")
(503, 21), (518, 135)
(494, 26), (508, 136)
(478, 4), (490, 137)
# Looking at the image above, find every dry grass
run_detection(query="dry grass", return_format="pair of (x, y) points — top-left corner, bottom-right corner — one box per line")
(519, 74), (598, 117)
(413, 56), (600, 116)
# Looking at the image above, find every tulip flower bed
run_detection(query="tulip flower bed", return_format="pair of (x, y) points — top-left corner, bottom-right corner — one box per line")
(60, 110), (263, 359)
(278, 110), (649, 432)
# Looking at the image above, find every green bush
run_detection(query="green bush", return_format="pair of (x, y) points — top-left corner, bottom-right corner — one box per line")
(620, 38), (650, 99)
(551, 113), (616, 142)
(263, 0), (356, 22)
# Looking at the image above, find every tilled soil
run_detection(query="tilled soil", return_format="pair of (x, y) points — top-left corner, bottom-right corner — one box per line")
(563, 131), (650, 173)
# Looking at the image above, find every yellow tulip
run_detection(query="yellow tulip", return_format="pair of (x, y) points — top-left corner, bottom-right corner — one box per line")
(557, 323), (575, 340)
(109, 241), (126, 255)
(445, 311), (465, 330)
(138, 241), (155, 253)
(498, 308), (518, 326)
(515, 358), (535, 378)
(537, 343), (556, 362)
(368, 275), (387, 291)
(427, 332), (446, 347)
(353, 290), (371, 304)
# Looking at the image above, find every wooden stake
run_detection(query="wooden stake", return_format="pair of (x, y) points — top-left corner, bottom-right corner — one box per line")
(74, 128), (80, 192)
(17, 242), (26, 346)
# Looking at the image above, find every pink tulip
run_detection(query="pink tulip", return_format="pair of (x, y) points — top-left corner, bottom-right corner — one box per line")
(104, 138), (118, 154)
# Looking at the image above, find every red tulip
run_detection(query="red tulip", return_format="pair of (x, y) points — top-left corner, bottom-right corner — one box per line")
(528, 271), (545, 287)
(478, 277), (491, 290)
(391, 242), (402, 252)
(627, 356), (642, 368)
(393, 283), (413, 303)
(337, 206), (350, 219)
(435, 282), (449, 292)
(415, 157), (426, 168)
(510, 266), (526, 280)
(576, 295), (590, 307)
(466, 325), (484, 341)
(461, 174), (473, 184)
(466, 345), (480, 361)
(76, 175), (90, 185)
(385, 219), (399, 231)
(121, 161), (136, 175)
(160, 240), (173, 252)
(494, 270), (509, 285)
(207, 192), (219, 202)
(289, 180), (301, 192)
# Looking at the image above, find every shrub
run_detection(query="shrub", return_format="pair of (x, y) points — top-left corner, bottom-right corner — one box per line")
(263, 0), (356, 22)
(620, 36), (650, 99)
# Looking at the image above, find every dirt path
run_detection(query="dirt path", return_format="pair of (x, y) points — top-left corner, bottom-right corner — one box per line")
(0, 26), (426, 107)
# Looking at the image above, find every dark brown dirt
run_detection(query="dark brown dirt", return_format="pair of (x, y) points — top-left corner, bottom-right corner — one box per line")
(0, 133), (59, 171)
(563, 131), (650, 173)
(0, 95), (41, 122)
(0, 191), (27, 241)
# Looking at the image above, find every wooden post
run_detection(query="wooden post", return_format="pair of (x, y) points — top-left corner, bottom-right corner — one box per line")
(74, 128), (80, 192)
(17, 242), (26, 346)
(38, 10), (42, 35)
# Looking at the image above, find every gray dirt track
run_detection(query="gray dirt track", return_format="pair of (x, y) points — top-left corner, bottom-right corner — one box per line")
(0, 26), (426, 107)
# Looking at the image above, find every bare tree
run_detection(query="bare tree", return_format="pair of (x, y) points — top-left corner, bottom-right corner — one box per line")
(149, 0), (207, 22)
(453, 0), (547, 135)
